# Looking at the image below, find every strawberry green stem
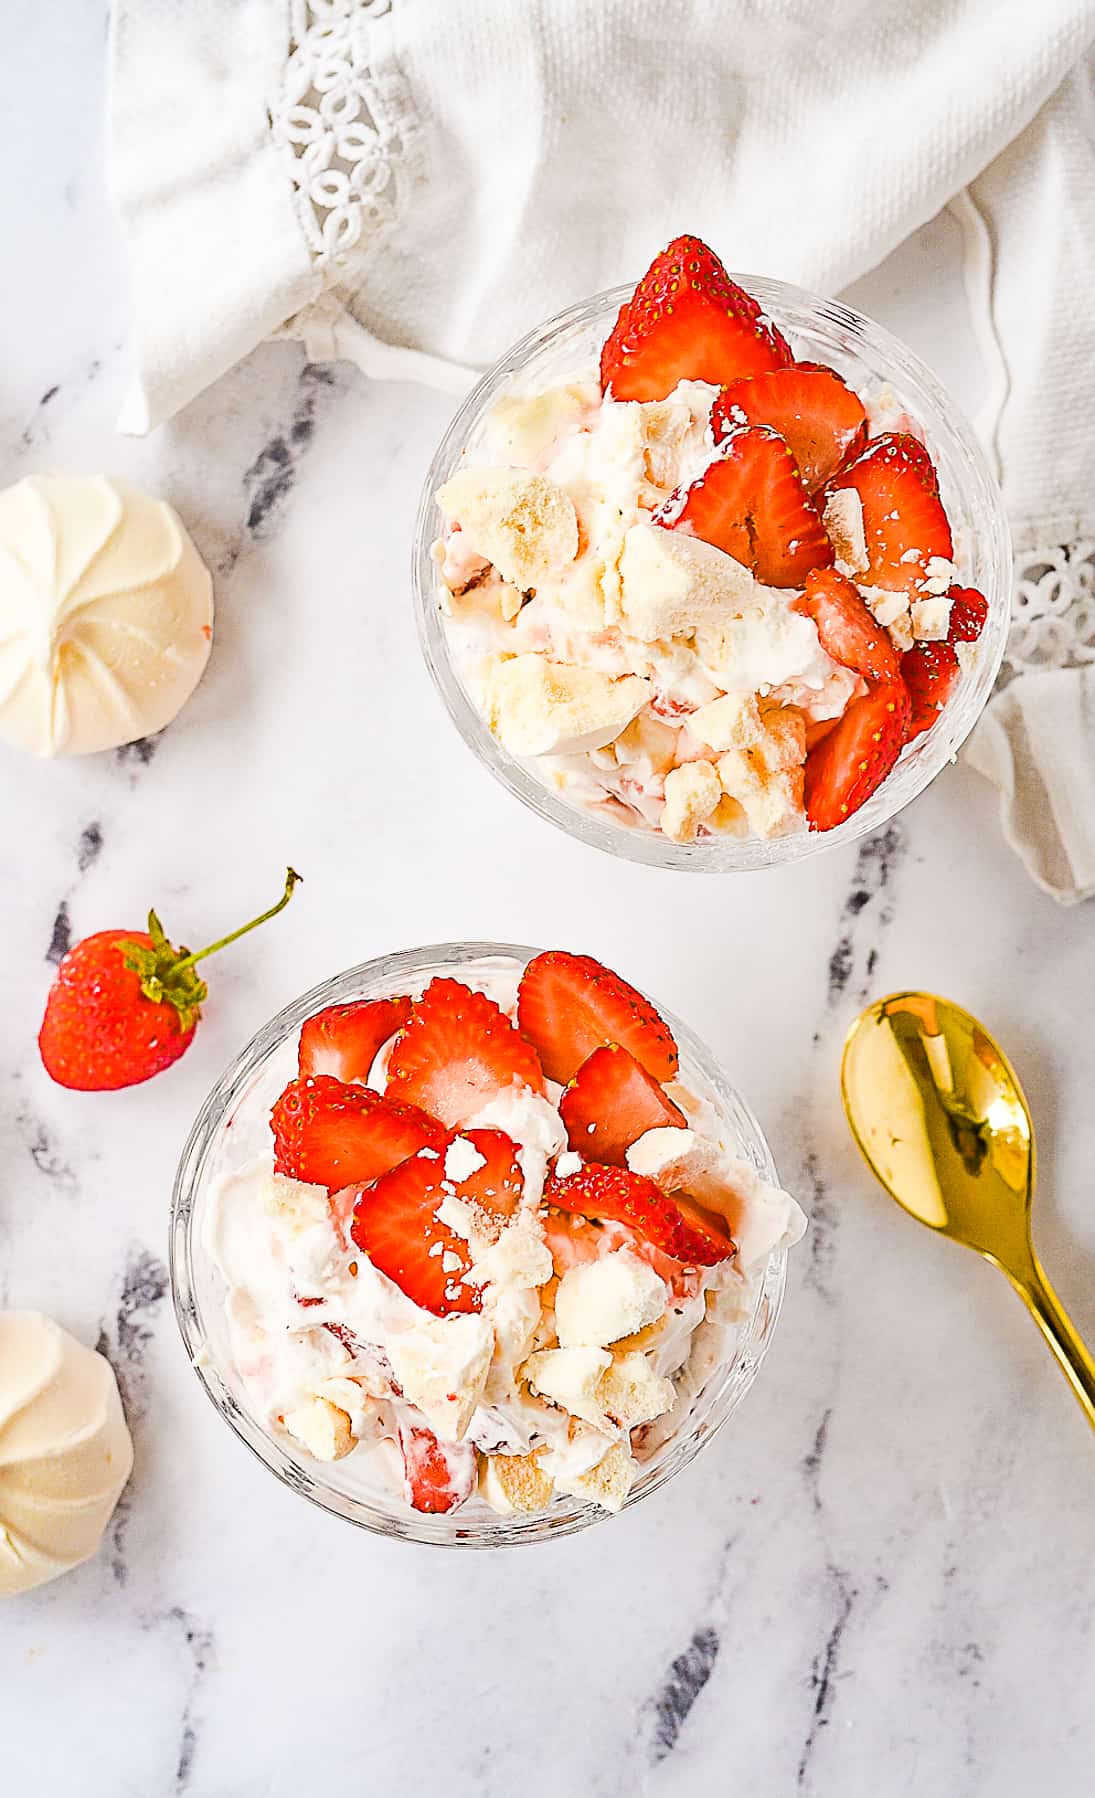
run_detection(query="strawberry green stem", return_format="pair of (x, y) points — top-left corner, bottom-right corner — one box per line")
(170, 868), (302, 975)
(121, 868), (303, 1033)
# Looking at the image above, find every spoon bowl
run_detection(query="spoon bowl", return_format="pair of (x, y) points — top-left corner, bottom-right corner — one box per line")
(842, 991), (1095, 1429)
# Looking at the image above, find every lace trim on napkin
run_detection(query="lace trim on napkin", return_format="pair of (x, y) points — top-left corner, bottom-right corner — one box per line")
(1000, 541), (1095, 683)
(272, 0), (420, 267)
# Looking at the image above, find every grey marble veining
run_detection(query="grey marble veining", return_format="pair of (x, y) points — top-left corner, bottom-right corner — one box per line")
(2, 16), (1094, 1798)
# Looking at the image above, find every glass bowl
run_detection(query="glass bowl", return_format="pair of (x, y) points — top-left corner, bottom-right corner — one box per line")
(412, 277), (1011, 870)
(170, 942), (787, 1548)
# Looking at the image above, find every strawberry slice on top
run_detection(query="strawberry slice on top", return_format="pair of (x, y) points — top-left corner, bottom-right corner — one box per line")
(711, 364), (867, 492)
(658, 427), (833, 587)
(517, 950), (679, 1087)
(901, 640), (959, 739)
(546, 1162), (733, 1267)
(825, 433), (952, 594)
(351, 1126), (523, 1315)
(298, 996), (413, 1083)
(560, 1043), (686, 1166)
(803, 680), (911, 831)
(271, 1074), (446, 1191)
(600, 234), (792, 403)
(794, 566), (900, 683)
(892, 433), (940, 494)
(946, 585), (989, 644)
(385, 978), (545, 1128)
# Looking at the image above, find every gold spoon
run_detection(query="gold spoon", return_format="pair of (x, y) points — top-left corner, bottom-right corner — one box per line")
(841, 991), (1095, 1428)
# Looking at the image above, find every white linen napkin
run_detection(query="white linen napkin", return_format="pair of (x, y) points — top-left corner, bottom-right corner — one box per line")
(110, 0), (1095, 897)
(959, 59), (1095, 902)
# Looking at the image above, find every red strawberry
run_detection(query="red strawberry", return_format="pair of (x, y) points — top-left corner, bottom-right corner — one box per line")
(546, 1162), (733, 1267)
(351, 1127), (523, 1314)
(386, 978), (545, 1127)
(673, 1193), (744, 1264)
(947, 585), (989, 644)
(560, 1043), (686, 1165)
(658, 427), (833, 587)
(794, 566), (900, 682)
(398, 1422), (475, 1515)
(517, 951), (678, 1087)
(600, 234), (792, 402)
(894, 434), (940, 493)
(298, 996), (412, 1083)
(271, 1074), (446, 1190)
(826, 434), (952, 594)
(711, 364), (867, 491)
(38, 869), (301, 1092)
(901, 640), (960, 738)
(804, 681), (911, 831)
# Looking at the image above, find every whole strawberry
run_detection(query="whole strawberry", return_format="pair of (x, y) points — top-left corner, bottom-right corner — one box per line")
(39, 868), (301, 1091)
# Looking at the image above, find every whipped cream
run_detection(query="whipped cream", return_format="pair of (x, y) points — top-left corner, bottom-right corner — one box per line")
(433, 362), (960, 842)
(203, 964), (805, 1521)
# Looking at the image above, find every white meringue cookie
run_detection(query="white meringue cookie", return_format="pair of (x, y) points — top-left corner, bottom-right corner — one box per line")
(0, 473), (213, 757)
(0, 1312), (133, 1596)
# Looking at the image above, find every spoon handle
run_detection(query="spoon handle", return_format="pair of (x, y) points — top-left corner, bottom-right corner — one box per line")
(1010, 1257), (1095, 1430)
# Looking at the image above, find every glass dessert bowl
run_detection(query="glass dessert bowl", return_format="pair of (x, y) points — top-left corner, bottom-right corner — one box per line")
(171, 942), (801, 1547)
(412, 238), (1011, 870)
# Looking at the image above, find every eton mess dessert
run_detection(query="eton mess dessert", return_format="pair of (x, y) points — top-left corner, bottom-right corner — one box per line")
(207, 952), (805, 1519)
(431, 235), (990, 840)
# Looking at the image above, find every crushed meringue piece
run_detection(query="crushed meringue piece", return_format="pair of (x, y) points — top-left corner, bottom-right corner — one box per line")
(435, 468), (578, 590)
(661, 759), (721, 842)
(554, 1251), (668, 1347)
(484, 655), (651, 757)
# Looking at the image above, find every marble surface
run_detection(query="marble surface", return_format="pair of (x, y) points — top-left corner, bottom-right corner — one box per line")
(3, 14), (1095, 1797)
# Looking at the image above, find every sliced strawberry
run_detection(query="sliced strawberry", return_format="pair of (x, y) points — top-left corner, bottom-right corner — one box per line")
(826, 434), (952, 593)
(546, 1162), (733, 1266)
(443, 1127), (525, 1221)
(901, 640), (959, 738)
(804, 680), (910, 830)
(271, 1074), (446, 1191)
(711, 364), (867, 491)
(517, 951), (678, 1087)
(670, 1193), (741, 1265)
(600, 234), (792, 402)
(386, 978), (545, 1127)
(794, 566), (900, 682)
(658, 427), (833, 587)
(542, 1205), (702, 1300)
(895, 434), (940, 494)
(946, 585), (988, 644)
(397, 1422), (475, 1515)
(560, 1043), (686, 1165)
(351, 1127), (523, 1314)
(298, 996), (412, 1083)
(542, 1206), (616, 1276)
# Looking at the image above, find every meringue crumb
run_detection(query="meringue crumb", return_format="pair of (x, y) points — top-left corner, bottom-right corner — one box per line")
(444, 1136), (487, 1183)
(822, 488), (869, 576)
(557, 1440), (637, 1513)
(435, 467), (579, 590)
(479, 1446), (555, 1514)
(282, 1396), (354, 1462)
(661, 759), (721, 841)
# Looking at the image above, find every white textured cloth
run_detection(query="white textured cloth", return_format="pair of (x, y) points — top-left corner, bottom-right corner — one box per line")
(960, 57), (1095, 903)
(110, 0), (1095, 896)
